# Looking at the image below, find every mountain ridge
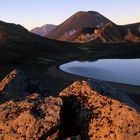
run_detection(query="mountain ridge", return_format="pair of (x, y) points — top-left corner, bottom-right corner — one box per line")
(30, 24), (56, 36)
(45, 11), (140, 43)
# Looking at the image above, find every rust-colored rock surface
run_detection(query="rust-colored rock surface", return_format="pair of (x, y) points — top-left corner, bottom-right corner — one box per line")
(60, 80), (140, 140)
(0, 70), (140, 140)
(0, 70), (62, 140)
(0, 95), (62, 140)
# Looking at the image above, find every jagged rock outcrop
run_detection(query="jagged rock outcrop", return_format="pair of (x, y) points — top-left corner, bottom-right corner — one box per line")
(0, 95), (62, 140)
(0, 69), (44, 103)
(59, 80), (140, 140)
(0, 69), (62, 140)
(0, 70), (140, 140)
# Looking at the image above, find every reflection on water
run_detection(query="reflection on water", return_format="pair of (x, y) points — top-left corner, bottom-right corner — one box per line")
(60, 59), (140, 85)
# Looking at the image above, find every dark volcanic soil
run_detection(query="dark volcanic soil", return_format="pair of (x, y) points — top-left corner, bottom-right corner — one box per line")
(0, 20), (140, 106)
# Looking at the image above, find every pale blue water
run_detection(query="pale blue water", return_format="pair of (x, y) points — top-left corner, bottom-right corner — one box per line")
(60, 59), (140, 86)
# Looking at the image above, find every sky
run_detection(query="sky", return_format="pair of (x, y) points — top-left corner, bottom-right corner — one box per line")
(0, 0), (140, 30)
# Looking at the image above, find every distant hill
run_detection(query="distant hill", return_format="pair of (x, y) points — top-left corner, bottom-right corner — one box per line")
(30, 24), (56, 36)
(46, 11), (140, 43)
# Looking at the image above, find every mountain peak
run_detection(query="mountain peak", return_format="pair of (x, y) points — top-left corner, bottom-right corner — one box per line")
(46, 11), (111, 40)
(73, 11), (100, 18)
(87, 10), (98, 13)
(75, 10), (98, 14)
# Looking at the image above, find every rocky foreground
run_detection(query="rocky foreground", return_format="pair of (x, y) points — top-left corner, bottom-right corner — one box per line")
(0, 70), (140, 140)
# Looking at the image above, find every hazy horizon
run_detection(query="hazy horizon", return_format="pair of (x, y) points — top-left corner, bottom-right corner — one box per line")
(0, 0), (140, 30)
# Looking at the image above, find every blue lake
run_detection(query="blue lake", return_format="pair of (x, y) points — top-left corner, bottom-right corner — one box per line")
(60, 59), (140, 86)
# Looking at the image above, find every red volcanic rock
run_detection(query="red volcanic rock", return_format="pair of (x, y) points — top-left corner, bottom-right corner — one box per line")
(0, 95), (62, 140)
(60, 80), (140, 140)
(68, 22), (123, 43)
(67, 22), (140, 43)
(0, 69), (62, 139)
(0, 70), (140, 140)
(46, 11), (111, 40)
(125, 29), (140, 42)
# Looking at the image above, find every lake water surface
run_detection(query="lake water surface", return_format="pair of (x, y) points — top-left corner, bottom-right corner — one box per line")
(60, 59), (140, 86)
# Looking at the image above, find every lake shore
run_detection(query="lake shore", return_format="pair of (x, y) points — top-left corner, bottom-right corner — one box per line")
(43, 65), (140, 105)
(1, 41), (140, 106)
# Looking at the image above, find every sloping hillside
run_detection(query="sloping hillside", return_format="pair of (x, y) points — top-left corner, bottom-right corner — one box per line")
(46, 11), (111, 40)
(46, 11), (140, 43)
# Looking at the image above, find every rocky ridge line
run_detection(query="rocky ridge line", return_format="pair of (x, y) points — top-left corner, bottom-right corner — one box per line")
(0, 70), (139, 140)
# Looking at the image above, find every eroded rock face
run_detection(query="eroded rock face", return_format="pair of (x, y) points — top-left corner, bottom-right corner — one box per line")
(0, 69), (62, 140)
(0, 94), (62, 140)
(0, 70), (140, 140)
(0, 69), (44, 103)
(59, 80), (140, 140)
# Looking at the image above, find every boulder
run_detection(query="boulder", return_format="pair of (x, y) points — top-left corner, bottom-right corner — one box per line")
(0, 95), (62, 140)
(0, 69), (62, 140)
(60, 80), (140, 140)
(0, 69), (44, 103)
